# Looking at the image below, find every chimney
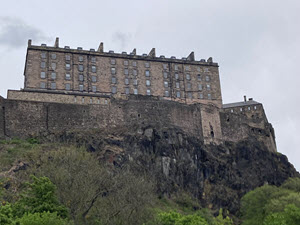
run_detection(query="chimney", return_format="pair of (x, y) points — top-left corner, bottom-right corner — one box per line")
(54, 37), (59, 48)
(148, 48), (156, 57)
(207, 57), (213, 63)
(187, 52), (195, 61)
(28, 39), (32, 47)
(131, 48), (136, 55)
(244, 95), (247, 102)
(249, 98), (253, 101)
(97, 42), (104, 52)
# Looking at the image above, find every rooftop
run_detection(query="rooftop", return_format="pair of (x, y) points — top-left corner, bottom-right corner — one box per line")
(222, 99), (261, 108)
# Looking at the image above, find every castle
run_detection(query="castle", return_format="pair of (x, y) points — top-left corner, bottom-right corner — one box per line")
(0, 38), (277, 152)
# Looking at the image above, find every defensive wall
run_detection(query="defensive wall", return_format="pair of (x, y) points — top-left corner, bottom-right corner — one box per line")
(0, 94), (276, 152)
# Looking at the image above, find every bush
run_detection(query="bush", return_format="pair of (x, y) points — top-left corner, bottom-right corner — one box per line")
(16, 212), (73, 225)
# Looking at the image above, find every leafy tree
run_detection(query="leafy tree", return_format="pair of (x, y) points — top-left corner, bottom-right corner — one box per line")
(281, 177), (300, 193)
(156, 210), (209, 225)
(215, 209), (234, 225)
(16, 212), (73, 225)
(0, 203), (14, 225)
(263, 204), (300, 225)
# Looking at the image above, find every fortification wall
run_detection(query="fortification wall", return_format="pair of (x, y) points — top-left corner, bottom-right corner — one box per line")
(0, 96), (4, 138)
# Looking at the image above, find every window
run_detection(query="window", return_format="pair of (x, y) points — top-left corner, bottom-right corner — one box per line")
(41, 62), (46, 69)
(175, 73), (179, 80)
(146, 80), (151, 86)
(51, 53), (56, 60)
(124, 60), (129, 66)
(104, 99), (108, 104)
(197, 74), (201, 81)
(51, 72), (56, 80)
(186, 74), (191, 80)
(187, 83), (192, 90)
(51, 82), (56, 90)
(125, 87), (130, 95)
(176, 91), (181, 98)
(82, 97), (85, 103)
(40, 82), (46, 89)
(90, 98), (93, 103)
(40, 72), (46, 79)
(91, 57), (96, 62)
(174, 65), (178, 71)
(66, 63), (71, 70)
(197, 67), (201, 72)
(133, 69), (137, 76)
(199, 93), (203, 99)
(145, 62), (150, 68)
(97, 99), (100, 104)
(240, 108), (243, 112)
(204, 68), (209, 72)
(145, 70), (150, 77)
(79, 74), (84, 81)
(92, 75), (97, 82)
(79, 56), (83, 62)
(176, 82), (180, 89)
(41, 52), (46, 59)
(198, 84), (202, 90)
(65, 55), (71, 61)
(112, 86), (117, 94)
(124, 69), (129, 75)
(92, 85), (97, 92)
(164, 90), (169, 97)
(111, 67), (116, 75)
(111, 59), (116, 65)
(134, 88), (138, 95)
(79, 84), (84, 92)
(146, 89), (151, 95)
(254, 106), (257, 110)
(206, 75), (210, 82)
(112, 77), (117, 84)
(65, 83), (71, 91)
(65, 73), (71, 80)
(125, 78), (129, 85)
(51, 63), (56, 70)
(163, 72), (168, 79)
(163, 64), (168, 70)
(133, 79), (138, 86)
(78, 64), (84, 72)
(208, 93), (212, 99)
(231, 109), (234, 113)
(91, 66), (96, 73)
(164, 81), (168, 88)
(188, 92), (193, 99)
(185, 66), (190, 71)
(132, 61), (137, 67)
(248, 106), (251, 111)
(206, 84), (211, 90)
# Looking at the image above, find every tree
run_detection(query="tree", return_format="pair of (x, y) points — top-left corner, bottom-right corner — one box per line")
(16, 212), (73, 225)
(156, 210), (209, 225)
(263, 204), (300, 225)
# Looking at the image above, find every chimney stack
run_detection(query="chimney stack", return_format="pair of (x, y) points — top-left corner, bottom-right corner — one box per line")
(54, 37), (59, 48)
(98, 42), (104, 52)
(244, 95), (247, 102)
(28, 39), (32, 47)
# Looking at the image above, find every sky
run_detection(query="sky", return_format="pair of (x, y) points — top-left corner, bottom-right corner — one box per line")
(0, 0), (299, 171)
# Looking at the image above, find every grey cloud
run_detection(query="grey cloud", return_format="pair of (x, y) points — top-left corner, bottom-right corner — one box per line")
(0, 17), (50, 48)
(112, 31), (131, 49)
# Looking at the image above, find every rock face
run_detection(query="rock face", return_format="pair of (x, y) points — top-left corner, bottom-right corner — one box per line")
(45, 125), (299, 215)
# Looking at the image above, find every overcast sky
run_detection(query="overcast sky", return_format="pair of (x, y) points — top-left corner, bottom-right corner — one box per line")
(0, 0), (299, 171)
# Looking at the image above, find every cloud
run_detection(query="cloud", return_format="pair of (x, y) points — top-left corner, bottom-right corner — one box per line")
(112, 31), (131, 49)
(0, 17), (50, 48)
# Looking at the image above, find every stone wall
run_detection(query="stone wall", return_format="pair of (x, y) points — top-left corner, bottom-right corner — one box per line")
(0, 96), (4, 138)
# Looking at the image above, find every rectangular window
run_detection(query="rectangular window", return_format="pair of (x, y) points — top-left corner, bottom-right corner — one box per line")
(198, 84), (202, 90)
(174, 65), (178, 71)
(125, 78), (129, 85)
(79, 56), (84, 62)
(164, 90), (169, 97)
(197, 74), (201, 81)
(112, 77), (117, 84)
(90, 98), (93, 104)
(78, 64), (84, 72)
(40, 72), (46, 79)
(204, 68), (209, 72)
(125, 87), (130, 95)
(199, 93), (203, 99)
(65, 55), (71, 61)
(111, 59), (116, 65)
(187, 83), (192, 90)
(133, 79), (138, 86)
(164, 81), (168, 88)
(65, 73), (71, 80)
(112, 86), (117, 94)
(145, 70), (150, 77)
(176, 91), (181, 98)
(51, 82), (56, 90)
(133, 69), (137, 76)
(163, 64), (168, 70)
(197, 67), (201, 72)
(91, 65), (96, 73)
(66, 63), (71, 70)
(206, 75), (210, 82)
(146, 80), (151, 86)
(124, 68), (129, 75)
(51, 53), (56, 60)
(188, 92), (193, 99)
(124, 60), (129, 66)
(248, 106), (251, 111)
(185, 66), (190, 71)
(65, 83), (71, 91)
(40, 82), (46, 89)
(146, 89), (151, 95)
(41, 52), (46, 59)
(254, 106), (257, 110)
(51, 63), (56, 70)
(240, 108), (243, 111)
(134, 88), (138, 95)
(92, 85), (97, 92)
(208, 93), (212, 99)
(111, 67), (116, 75)
(186, 74), (191, 80)
(79, 74), (84, 81)
(82, 97), (85, 103)
(163, 72), (168, 79)
(41, 62), (46, 68)
(51, 72), (56, 80)
(145, 62), (150, 68)
(79, 84), (84, 92)
(92, 75), (97, 82)
(175, 73), (179, 80)
(132, 61), (137, 67)
(176, 82), (180, 89)
(91, 57), (96, 62)
(206, 84), (211, 90)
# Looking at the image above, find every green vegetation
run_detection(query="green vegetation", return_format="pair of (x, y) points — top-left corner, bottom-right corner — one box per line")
(241, 177), (300, 225)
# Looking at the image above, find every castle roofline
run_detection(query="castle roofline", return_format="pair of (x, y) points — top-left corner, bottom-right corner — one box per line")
(222, 100), (261, 108)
